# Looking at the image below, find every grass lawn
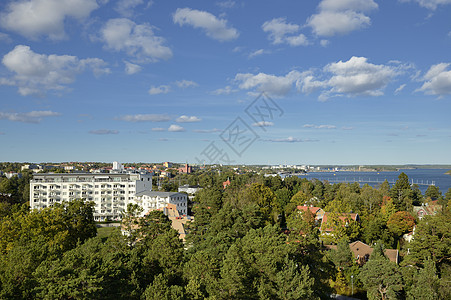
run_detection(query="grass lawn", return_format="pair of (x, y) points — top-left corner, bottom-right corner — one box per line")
(97, 226), (119, 239)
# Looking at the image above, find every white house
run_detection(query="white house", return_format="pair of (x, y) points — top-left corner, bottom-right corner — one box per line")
(30, 171), (153, 221)
(133, 191), (188, 216)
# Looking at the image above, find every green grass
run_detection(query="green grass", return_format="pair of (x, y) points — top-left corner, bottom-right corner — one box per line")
(97, 226), (119, 239)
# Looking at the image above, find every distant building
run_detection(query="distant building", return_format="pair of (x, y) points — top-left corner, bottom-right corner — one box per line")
(178, 184), (203, 195)
(133, 191), (188, 216)
(223, 178), (231, 189)
(112, 161), (123, 171)
(163, 162), (173, 168)
(178, 164), (192, 174)
(30, 172), (153, 221)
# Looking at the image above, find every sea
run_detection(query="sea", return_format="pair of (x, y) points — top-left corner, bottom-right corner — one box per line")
(299, 169), (451, 195)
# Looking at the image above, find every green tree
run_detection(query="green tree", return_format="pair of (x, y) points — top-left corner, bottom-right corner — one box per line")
(406, 258), (440, 300)
(390, 172), (412, 211)
(359, 242), (404, 300)
(403, 210), (451, 268)
(386, 211), (415, 238)
(425, 185), (442, 201)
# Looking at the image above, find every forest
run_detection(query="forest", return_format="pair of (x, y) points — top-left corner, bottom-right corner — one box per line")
(0, 169), (450, 299)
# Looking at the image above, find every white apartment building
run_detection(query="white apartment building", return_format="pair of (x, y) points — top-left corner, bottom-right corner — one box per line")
(30, 172), (153, 221)
(133, 191), (188, 216)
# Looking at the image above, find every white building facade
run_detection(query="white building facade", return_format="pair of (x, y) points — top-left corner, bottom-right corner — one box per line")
(133, 191), (188, 216)
(30, 172), (153, 221)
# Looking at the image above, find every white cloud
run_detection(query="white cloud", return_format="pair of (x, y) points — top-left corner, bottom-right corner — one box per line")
(303, 124), (336, 129)
(297, 56), (399, 100)
(262, 18), (309, 46)
(212, 85), (237, 95)
(265, 136), (318, 143)
(176, 115), (201, 123)
(148, 85), (170, 95)
(252, 121), (274, 127)
(0, 0), (98, 40)
(417, 63), (451, 96)
(248, 49), (265, 58)
(320, 39), (330, 47)
(89, 129), (119, 135)
(100, 18), (172, 63)
(168, 124), (185, 132)
(115, 0), (149, 17)
(118, 114), (170, 122)
(193, 128), (221, 133)
(307, 0), (378, 37)
(0, 110), (60, 123)
(124, 61), (142, 74)
(399, 0), (451, 10)
(1, 45), (109, 96)
(216, 0), (235, 9)
(173, 8), (239, 41)
(175, 80), (198, 88)
(395, 84), (406, 94)
(235, 70), (302, 97)
(0, 32), (11, 43)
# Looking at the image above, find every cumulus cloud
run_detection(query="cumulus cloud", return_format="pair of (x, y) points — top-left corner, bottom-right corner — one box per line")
(89, 129), (119, 135)
(100, 18), (172, 63)
(115, 0), (151, 17)
(252, 121), (274, 127)
(262, 18), (309, 46)
(173, 8), (239, 41)
(303, 124), (336, 129)
(148, 85), (170, 95)
(0, 110), (60, 123)
(399, 0), (451, 10)
(168, 124), (185, 132)
(265, 136), (319, 143)
(234, 70), (301, 97)
(0, 0), (98, 40)
(417, 63), (451, 96)
(118, 114), (170, 122)
(297, 56), (400, 100)
(175, 80), (198, 88)
(176, 115), (201, 123)
(211, 85), (237, 95)
(307, 0), (378, 37)
(1, 45), (109, 96)
(124, 61), (142, 74)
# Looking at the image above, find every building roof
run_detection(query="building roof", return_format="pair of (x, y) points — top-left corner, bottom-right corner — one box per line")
(296, 206), (324, 215)
(327, 240), (398, 265)
(136, 191), (186, 197)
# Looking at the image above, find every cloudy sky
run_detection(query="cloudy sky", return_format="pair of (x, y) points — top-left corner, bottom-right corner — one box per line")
(1, 0), (451, 165)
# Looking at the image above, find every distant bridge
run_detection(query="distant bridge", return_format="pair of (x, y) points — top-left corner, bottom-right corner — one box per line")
(316, 177), (435, 186)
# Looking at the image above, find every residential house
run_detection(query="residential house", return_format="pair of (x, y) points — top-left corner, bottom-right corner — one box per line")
(296, 205), (325, 221)
(327, 241), (399, 265)
(413, 200), (441, 220)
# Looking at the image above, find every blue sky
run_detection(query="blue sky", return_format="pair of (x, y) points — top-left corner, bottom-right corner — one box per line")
(1, 0), (451, 165)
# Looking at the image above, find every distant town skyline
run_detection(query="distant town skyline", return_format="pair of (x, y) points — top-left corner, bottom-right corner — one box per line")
(1, 0), (451, 165)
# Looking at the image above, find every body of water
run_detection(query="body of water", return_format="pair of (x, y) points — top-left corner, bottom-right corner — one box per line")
(299, 169), (451, 195)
